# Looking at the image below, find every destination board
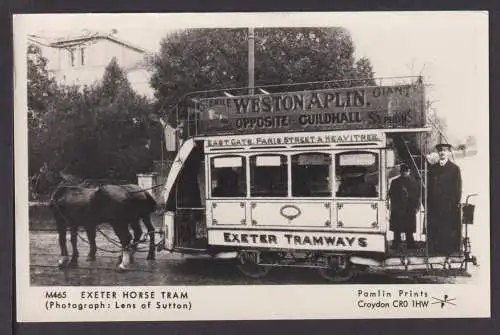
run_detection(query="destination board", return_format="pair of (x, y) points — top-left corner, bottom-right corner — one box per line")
(195, 84), (425, 135)
(204, 130), (386, 148)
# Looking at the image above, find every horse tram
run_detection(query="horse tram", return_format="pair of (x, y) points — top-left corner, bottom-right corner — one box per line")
(158, 77), (479, 282)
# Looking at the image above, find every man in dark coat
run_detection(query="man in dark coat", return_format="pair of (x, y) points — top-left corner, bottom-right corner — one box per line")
(427, 143), (462, 255)
(388, 164), (421, 249)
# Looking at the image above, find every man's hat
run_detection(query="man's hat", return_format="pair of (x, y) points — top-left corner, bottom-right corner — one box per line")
(435, 143), (452, 150)
(400, 164), (410, 172)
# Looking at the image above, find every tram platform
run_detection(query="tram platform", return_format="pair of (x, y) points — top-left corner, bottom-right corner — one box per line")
(387, 241), (463, 258)
(388, 241), (426, 257)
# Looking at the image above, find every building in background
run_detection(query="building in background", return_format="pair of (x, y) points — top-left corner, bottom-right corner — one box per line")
(28, 29), (155, 99)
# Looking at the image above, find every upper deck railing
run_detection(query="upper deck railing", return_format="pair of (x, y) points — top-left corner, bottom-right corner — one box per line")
(175, 76), (427, 139)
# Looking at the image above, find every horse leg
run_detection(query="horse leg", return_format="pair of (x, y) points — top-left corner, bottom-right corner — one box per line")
(130, 220), (143, 257)
(112, 223), (132, 270)
(85, 225), (97, 261)
(142, 215), (156, 260)
(125, 220), (142, 264)
(57, 223), (69, 269)
(68, 226), (79, 267)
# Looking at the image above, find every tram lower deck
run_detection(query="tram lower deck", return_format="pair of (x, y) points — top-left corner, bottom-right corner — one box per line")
(162, 129), (472, 267)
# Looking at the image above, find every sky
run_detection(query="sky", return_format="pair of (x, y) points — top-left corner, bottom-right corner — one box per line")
(15, 12), (489, 143)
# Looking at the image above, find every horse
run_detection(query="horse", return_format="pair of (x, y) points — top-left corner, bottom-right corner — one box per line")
(50, 183), (158, 270)
(92, 184), (157, 266)
(50, 185), (99, 268)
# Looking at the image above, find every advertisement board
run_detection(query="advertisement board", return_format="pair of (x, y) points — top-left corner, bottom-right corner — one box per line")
(197, 84), (425, 135)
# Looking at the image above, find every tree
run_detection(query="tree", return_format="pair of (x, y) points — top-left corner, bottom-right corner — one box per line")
(27, 43), (64, 177)
(150, 27), (376, 122)
(27, 44), (58, 118)
(354, 57), (376, 86)
(100, 58), (132, 101)
(28, 54), (158, 191)
(59, 58), (157, 180)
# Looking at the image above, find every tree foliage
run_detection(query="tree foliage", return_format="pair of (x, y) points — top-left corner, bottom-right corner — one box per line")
(354, 57), (375, 82)
(27, 44), (59, 116)
(57, 58), (156, 180)
(28, 52), (158, 194)
(27, 44), (65, 177)
(150, 27), (376, 122)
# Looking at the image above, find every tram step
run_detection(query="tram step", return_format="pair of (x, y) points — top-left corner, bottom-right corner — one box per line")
(407, 257), (427, 265)
(350, 256), (382, 267)
(382, 256), (464, 268)
(384, 258), (405, 266)
(383, 257), (427, 266)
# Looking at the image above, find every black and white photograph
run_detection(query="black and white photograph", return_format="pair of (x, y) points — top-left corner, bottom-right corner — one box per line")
(14, 12), (490, 321)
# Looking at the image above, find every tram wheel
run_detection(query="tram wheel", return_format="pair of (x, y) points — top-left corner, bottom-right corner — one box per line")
(317, 256), (354, 283)
(236, 251), (271, 279)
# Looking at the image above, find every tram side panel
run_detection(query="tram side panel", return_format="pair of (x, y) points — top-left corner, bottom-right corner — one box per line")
(205, 148), (389, 255)
(206, 199), (387, 254)
(162, 135), (427, 256)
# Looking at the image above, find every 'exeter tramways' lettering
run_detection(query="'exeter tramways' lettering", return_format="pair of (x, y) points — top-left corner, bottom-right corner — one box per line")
(222, 232), (368, 248)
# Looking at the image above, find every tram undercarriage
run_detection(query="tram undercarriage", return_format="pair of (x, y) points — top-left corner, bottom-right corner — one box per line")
(236, 249), (356, 282)
(231, 242), (478, 282)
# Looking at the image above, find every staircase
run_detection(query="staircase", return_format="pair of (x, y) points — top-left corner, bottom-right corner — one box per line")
(389, 133), (428, 242)
(391, 112), (451, 184)
(391, 134), (426, 183)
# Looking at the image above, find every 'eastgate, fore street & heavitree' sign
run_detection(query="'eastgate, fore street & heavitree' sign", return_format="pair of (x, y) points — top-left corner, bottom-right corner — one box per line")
(204, 130), (385, 148)
(196, 84), (425, 135)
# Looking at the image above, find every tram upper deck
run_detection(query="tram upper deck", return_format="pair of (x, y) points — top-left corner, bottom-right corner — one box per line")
(174, 76), (428, 140)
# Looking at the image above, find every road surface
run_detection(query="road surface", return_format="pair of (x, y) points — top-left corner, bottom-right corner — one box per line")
(29, 229), (478, 286)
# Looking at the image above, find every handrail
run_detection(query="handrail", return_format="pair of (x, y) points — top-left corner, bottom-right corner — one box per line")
(178, 75), (423, 102)
(402, 136), (425, 185)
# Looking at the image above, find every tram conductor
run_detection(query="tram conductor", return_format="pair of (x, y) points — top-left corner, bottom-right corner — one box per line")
(388, 164), (421, 249)
(427, 143), (462, 255)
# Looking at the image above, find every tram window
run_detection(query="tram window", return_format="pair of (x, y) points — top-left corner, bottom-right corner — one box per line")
(292, 153), (332, 197)
(335, 151), (379, 198)
(250, 154), (288, 197)
(210, 156), (246, 197)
